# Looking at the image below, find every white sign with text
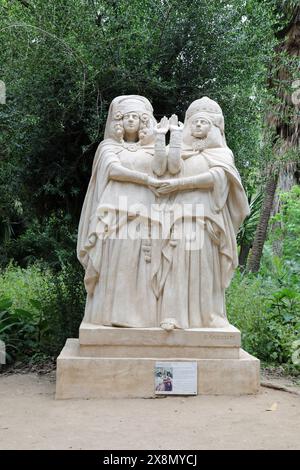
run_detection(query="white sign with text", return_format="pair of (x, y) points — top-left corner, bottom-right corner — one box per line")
(155, 361), (197, 395)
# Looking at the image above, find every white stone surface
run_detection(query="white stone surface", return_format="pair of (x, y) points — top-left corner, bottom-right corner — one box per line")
(79, 322), (241, 347)
(78, 322), (241, 358)
(77, 95), (250, 329)
(56, 95), (259, 398)
(56, 338), (260, 399)
(79, 345), (239, 359)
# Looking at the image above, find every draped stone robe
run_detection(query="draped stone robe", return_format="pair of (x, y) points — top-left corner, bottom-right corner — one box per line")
(77, 139), (162, 327)
(152, 147), (249, 329)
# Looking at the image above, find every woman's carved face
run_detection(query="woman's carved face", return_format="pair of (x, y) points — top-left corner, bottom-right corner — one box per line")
(191, 117), (211, 139)
(123, 112), (140, 134)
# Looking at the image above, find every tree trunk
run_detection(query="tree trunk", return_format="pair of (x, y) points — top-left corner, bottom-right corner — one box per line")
(247, 172), (279, 273)
(271, 162), (299, 256)
(238, 242), (251, 271)
(248, 5), (300, 271)
(272, 162), (299, 216)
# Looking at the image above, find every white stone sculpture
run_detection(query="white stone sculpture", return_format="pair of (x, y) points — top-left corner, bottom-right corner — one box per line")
(56, 95), (259, 400)
(77, 95), (249, 330)
(153, 97), (250, 330)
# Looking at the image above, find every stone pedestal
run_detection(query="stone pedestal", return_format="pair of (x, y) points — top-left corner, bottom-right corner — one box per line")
(56, 322), (260, 399)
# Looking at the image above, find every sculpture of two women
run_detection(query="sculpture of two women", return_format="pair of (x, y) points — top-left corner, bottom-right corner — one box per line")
(77, 95), (249, 331)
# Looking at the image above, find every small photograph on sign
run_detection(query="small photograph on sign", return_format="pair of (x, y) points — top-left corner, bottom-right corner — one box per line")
(155, 361), (197, 395)
(155, 366), (173, 392)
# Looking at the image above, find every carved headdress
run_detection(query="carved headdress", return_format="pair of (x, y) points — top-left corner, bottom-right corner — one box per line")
(185, 97), (224, 134)
(182, 97), (227, 149)
(104, 95), (156, 143)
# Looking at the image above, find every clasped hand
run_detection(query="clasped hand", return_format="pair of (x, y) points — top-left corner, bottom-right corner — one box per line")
(148, 177), (183, 195)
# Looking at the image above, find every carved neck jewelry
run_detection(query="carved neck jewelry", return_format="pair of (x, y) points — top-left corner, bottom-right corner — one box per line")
(121, 140), (141, 152)
(192, 137), (208, 152)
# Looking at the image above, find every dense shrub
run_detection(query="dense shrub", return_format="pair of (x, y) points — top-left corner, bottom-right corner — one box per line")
(2, 211), (78, 270)
(228, 186), (300, 372)
(0, 263), (85, 363)
(270, 185), (300, 263)
(227, 258), (300, 369)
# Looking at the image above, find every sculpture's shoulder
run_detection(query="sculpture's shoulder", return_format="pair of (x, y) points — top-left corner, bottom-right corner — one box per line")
(182, 152), (210, 176)
(91, 140), (123, 172)
(201, 147), (237, 172)
(98, 139), (123, 156)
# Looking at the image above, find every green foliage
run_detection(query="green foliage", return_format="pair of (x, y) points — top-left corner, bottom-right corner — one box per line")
(0, 1), (298, 372)
(237, 191), (263, 246)
(270, 185), (300, 263)
(5, 211), (78, 269)
(0, 297), (22, 362)
(230, 184), (300, 369)
(0, 0), (278, 259)
(227, 266), (300, 367)
(0, 263), (85, 362)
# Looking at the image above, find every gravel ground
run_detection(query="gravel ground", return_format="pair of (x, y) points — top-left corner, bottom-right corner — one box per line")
(0, 371), (299, 450)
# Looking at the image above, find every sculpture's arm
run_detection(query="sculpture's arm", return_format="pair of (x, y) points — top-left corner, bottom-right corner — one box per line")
(152, 116), (169, 176)
(109, 163), (149, 186)
(156, 171), (214, 194)
(168, 114), (183, 175)
(109, 163), (162, 191)
(178, 172), (214, 190)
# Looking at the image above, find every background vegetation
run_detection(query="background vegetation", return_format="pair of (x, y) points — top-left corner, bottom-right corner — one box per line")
(0, 0), (299, 372)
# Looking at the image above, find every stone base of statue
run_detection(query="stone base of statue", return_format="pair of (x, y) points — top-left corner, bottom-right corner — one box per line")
(55, 322), (260, 398)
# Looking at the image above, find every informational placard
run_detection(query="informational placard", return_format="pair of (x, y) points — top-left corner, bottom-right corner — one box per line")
(155, 361), (197, 395)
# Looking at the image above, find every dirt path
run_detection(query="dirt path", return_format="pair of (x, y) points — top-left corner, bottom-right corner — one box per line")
(0, 372), (299, 450)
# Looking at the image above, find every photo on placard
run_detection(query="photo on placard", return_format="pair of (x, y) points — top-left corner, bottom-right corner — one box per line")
(155, 366), (173, 393)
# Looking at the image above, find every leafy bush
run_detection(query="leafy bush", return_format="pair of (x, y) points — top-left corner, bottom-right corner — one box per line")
(270, 185), (300, 263)
(3, 211), (78, 270)
(0, 263), (85, 363)
(227, 259), (300, 369)
(0, 297), (23, 363)
(228, 186), (300, 372)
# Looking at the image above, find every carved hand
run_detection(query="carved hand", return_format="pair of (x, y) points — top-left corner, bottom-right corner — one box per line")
(148, 176), (163, 196)
(154, 116), (169, 135)
(169, 114), (183, 133)
(148, 176), (162, 187)
(156, 179), (181, 195)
